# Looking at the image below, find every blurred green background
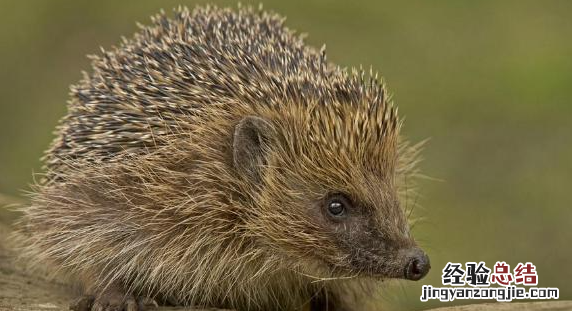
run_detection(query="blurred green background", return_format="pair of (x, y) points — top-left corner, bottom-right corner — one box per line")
(0, 0), (570, 310)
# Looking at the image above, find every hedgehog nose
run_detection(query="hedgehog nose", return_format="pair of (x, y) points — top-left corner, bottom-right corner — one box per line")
(403, 248), (430, 281)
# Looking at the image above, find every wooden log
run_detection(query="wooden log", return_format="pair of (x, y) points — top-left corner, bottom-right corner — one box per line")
(427, 301), (572, 311)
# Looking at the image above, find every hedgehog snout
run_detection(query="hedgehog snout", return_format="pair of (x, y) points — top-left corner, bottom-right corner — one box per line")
(401, 247), (430, 281)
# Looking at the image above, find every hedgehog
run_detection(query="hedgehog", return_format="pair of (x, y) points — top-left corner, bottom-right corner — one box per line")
(19, 5), (429, 311)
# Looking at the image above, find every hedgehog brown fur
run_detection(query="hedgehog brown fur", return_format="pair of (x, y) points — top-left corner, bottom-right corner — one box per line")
(19, 5), (428, 311)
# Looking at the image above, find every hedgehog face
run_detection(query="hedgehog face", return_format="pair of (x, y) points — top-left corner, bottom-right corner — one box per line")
(233, 110), (429, 281)
(280, 160), (429, 281)
(315, 188), (430, 281)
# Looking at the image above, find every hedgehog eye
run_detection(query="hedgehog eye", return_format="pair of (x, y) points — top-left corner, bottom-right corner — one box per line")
(326, 194), (350, 218)
(328, 201), (345, 216)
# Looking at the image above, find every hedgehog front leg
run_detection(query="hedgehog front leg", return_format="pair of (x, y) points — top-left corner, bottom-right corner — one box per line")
(310, 289), (350, 311)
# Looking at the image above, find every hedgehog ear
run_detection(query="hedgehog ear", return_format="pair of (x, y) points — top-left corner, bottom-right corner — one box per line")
(233, 116), (275, 183)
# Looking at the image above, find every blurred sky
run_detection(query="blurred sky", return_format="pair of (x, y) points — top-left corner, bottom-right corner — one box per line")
(0, 1), (571, 310)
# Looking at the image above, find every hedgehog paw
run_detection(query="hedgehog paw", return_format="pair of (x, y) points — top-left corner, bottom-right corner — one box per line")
(132, 297), (159, 311)
(69, 293), (158, 311)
